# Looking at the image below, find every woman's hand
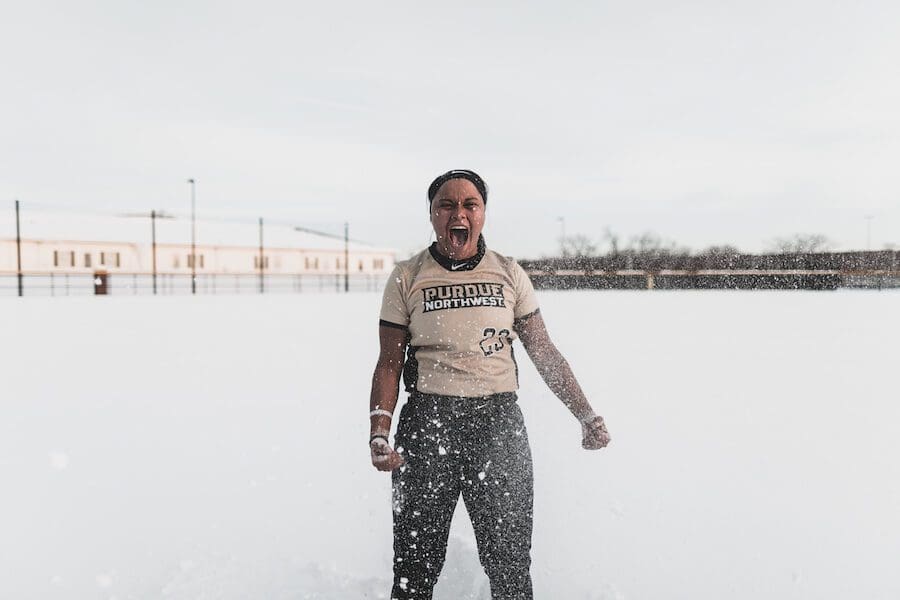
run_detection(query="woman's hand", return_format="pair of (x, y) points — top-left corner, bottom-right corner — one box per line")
(518, 311), (609, 450)
(370, 436), (405, 471)
(581, 416), (611, 450)
(369, 324), (407, 472)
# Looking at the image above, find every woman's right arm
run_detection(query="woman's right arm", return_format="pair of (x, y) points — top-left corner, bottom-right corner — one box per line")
(368, 324), (408, 471)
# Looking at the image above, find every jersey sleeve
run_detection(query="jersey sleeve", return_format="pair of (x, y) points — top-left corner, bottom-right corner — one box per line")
(511, 261), (540, 319)
(379, 265), (410, 328)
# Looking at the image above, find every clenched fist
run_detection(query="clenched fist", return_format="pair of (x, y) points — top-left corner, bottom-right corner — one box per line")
(370, 436), (405, 471)
(581, 416), (611, 450)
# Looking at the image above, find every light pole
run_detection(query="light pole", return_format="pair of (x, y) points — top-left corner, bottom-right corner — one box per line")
(188, 178), (196, 294)
(15, 200), (23, 297)
(151, 210), (158, 295)
(557, 216), (566, 256)
(344, 221), (349, 293)
(865, 215), (874, 251)
(258, 217), (265, 294)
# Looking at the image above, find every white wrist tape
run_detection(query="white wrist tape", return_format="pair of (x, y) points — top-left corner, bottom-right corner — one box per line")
(580, 412), (599, 425)
(370, 409), (393, 419)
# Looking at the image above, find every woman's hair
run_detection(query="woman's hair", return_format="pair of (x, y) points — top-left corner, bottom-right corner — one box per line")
(427, 169), (488, 206)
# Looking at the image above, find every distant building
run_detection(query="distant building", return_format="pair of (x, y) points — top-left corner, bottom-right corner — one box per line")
(0, 210), (395, 279)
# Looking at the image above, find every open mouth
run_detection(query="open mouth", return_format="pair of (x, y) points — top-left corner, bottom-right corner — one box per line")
(449, 226), (469, 248)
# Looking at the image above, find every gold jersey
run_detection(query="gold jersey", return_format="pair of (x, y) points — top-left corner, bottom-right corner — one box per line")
(379, 241), (540, 398)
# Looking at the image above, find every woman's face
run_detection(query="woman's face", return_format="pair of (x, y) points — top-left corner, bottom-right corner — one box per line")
(430, 178), (486, 259)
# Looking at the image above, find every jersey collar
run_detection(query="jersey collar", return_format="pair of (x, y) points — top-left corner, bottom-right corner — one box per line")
(429, 234), (486, 272)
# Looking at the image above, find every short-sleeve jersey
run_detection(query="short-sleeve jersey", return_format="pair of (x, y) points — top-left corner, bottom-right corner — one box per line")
(379, 241), (540, 398)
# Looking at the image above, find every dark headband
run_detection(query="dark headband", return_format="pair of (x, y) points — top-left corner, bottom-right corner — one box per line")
(426, 169), (488, 206)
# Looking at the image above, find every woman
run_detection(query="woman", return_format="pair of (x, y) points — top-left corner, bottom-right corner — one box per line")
(369, 169), (610, 600)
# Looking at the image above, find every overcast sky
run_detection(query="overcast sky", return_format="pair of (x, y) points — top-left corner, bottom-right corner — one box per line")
(2, 1), (899, 258)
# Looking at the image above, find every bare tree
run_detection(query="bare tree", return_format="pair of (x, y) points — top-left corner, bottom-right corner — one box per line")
(699, 244), (742, 256)
(624, 231), (690, 257)
(602, 227), (620, 256)
(767, 234), (834, 254)
(559, 234), (600, 258)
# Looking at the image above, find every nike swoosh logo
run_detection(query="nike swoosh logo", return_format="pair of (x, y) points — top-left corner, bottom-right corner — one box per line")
(450, 262), (469, 270)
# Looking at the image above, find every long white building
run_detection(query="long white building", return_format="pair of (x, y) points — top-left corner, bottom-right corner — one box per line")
(0, 209), (395, 279)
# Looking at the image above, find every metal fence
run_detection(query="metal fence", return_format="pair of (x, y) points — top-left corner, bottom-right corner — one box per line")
(520, 250), (900, 291)
(0, 272), (386, 297)
(3, 201), (396, 298)
(842, 274), (900, 290)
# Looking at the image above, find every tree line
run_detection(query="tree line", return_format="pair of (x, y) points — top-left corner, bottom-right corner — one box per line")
(523, 230), (900, 273)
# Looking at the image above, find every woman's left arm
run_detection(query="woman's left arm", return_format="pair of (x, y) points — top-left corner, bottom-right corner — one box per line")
(516, 311), (611, 450)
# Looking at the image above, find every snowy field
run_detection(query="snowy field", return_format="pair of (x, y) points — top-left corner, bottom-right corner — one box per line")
(2, 290), (899, 600)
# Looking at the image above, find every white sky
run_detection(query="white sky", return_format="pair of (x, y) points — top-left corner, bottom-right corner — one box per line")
(2, 0), (899, 258)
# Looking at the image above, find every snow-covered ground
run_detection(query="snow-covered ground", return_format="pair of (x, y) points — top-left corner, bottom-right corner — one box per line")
(2, 290), (898, 600)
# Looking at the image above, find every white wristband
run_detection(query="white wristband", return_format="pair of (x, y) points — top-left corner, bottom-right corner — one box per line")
(580, 412), (599, 424)
(370, 409), (393, 419)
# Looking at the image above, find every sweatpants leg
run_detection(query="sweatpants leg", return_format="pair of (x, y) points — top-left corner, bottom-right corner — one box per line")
(391, 401), (460, 599)
(389, 396), (535, 600)
(461, 402), (534, 600)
